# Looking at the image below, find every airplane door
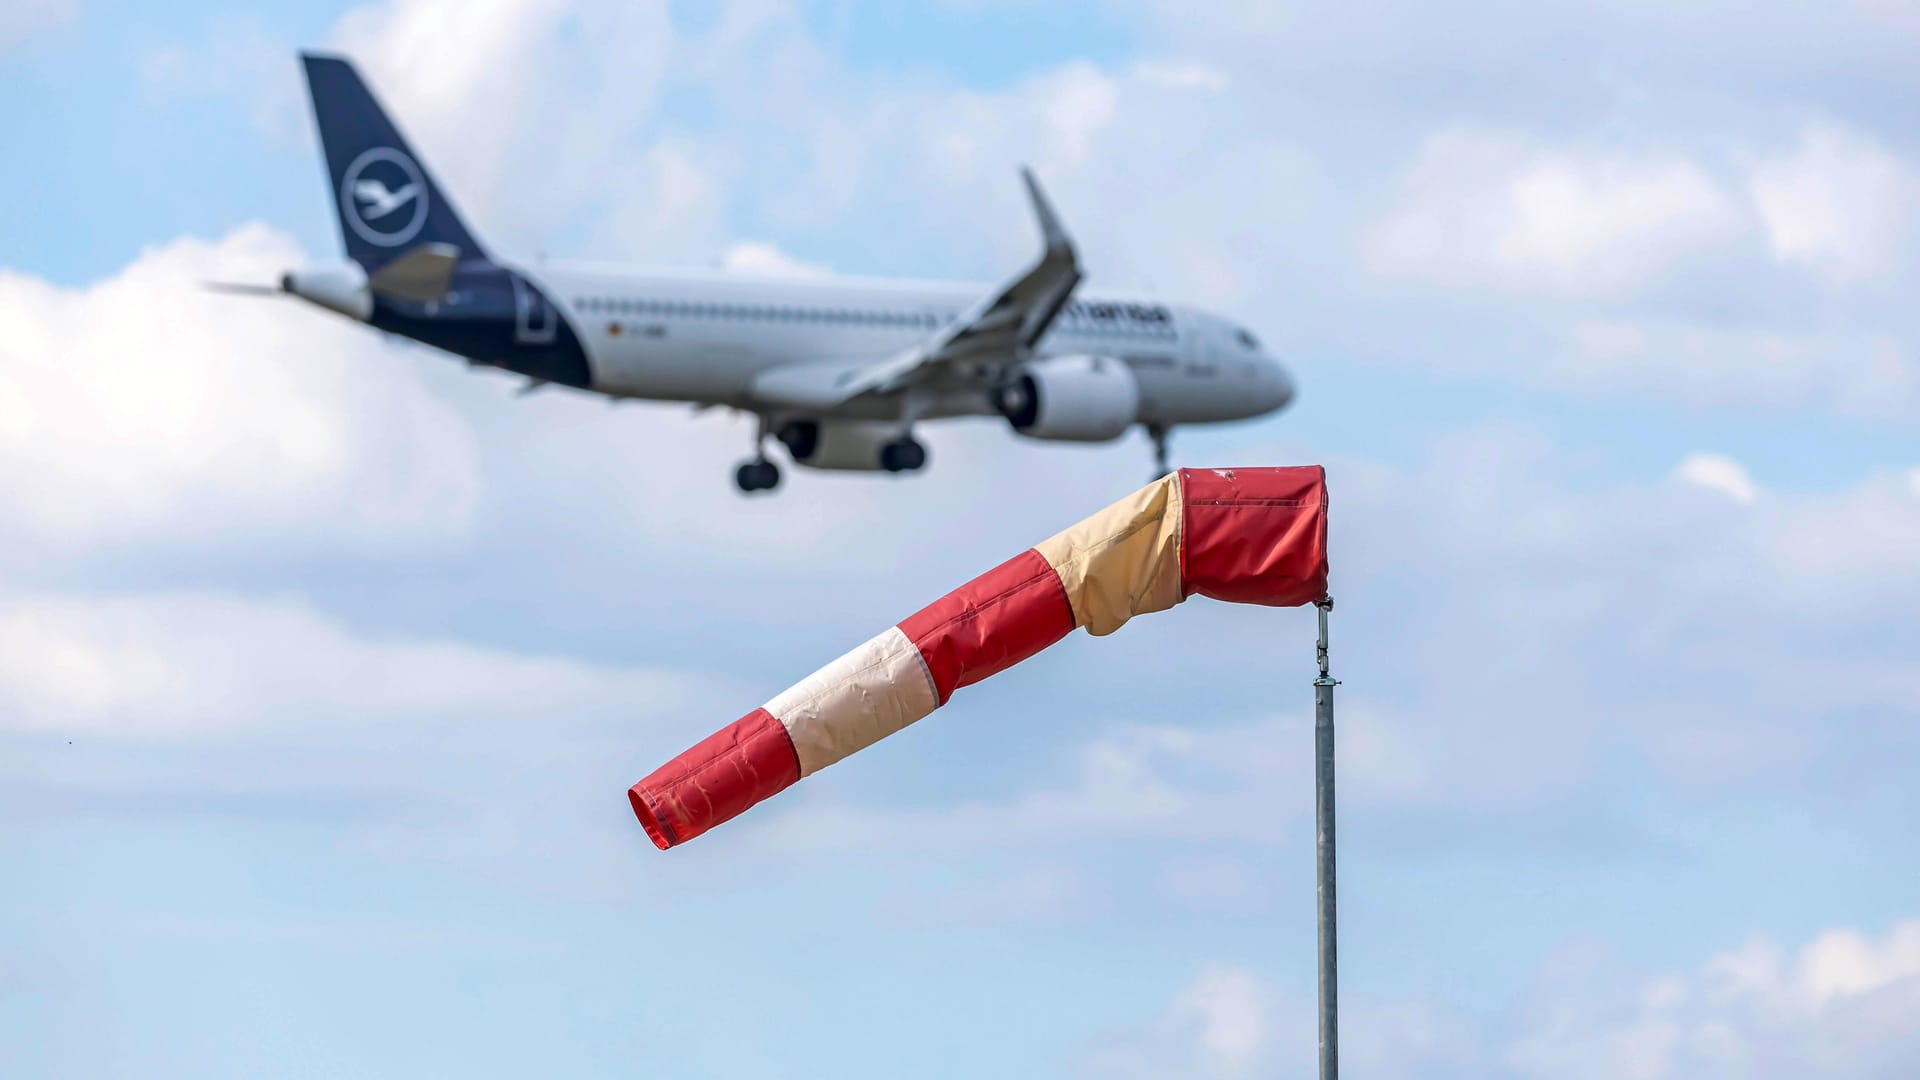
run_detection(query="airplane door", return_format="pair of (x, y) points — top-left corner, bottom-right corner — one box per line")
(512, 275), (558, 345)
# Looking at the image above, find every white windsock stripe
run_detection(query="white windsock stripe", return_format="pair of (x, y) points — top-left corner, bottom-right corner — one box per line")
(765, 625), (940, 777)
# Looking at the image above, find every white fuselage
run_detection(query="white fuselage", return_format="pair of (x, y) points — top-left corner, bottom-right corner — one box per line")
(529, 263), (1294, 426)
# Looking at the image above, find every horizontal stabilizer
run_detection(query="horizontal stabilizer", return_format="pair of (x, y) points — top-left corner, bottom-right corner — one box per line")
(366, 242), (460, 302)
(202, 281), (284, 296)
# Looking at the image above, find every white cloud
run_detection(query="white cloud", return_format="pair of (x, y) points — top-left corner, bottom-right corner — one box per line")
(1085, 964), (1289, 1079)
(1505, 920), (1920, 1079)
(1367, 131), (1742, 298)
(0, 589), (692, 736)
(1037, 62), (1122, 165)
(1173, 966), (1271, 1071)
(0, 0), (75, 50)
(0, 224), (479, 550)
(1091, 919), (1920, 1079)
(1501, 158), (1729, 269)
(1799, 923), (1920, 1003)
(1751, 125), (1918, 284)
(1672, 453), (1759, 504)
(328, 0), (695, 259)
(1551, 320), (1917, 421)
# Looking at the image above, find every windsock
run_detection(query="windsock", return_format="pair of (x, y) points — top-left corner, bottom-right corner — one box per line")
(629, 466), (1328, 849)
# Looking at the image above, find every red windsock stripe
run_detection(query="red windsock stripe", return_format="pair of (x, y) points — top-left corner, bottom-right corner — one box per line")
(627, 707), (801, 850)
(897, 548), (1076, 705)
(1180, 466), (1329, 607)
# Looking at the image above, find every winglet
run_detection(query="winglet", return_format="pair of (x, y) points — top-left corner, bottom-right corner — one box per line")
(1020, 166), (1074, 258)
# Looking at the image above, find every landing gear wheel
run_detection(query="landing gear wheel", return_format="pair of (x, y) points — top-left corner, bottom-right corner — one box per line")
(734, 458), (781, 494)
(880, 436), (928, 474)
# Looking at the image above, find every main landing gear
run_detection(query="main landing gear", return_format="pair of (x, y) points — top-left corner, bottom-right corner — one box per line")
(880, 435), (927, 474)
(735, 415), (783, 495)
(1147, 423), (1173, 480)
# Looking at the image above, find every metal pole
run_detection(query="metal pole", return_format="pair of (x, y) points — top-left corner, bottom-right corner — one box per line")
(1314, 596), (1339, 1080)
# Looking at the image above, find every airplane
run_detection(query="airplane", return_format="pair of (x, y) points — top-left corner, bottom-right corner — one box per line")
(214, 53), (1296, 494)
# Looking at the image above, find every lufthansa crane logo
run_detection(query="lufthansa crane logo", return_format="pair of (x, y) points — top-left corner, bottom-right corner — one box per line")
(340, 147), (429, 247)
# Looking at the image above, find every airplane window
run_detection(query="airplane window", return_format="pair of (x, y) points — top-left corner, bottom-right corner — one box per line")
(1236, 329), (1260, 349)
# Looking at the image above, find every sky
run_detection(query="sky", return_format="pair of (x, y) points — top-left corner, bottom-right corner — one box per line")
(3, 0), (1919, 1076)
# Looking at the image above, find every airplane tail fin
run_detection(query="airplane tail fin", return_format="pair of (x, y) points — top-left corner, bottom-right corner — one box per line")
(300, 52), (488, 269)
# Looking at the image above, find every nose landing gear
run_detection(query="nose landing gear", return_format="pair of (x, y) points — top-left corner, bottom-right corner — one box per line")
(735, 414), (783, 495)
(1146, 423), (1173, 480)
(735, 457), (781, 493)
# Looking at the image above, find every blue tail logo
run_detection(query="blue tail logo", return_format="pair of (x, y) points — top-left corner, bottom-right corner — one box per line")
(302, 52), (486, 268)
(341, 147), (428, 247)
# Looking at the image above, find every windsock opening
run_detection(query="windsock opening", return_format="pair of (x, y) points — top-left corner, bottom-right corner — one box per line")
(629, 466), (1328, 849)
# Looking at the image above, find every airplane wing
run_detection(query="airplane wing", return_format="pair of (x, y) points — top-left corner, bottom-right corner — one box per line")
(819, 168), (1082, 404)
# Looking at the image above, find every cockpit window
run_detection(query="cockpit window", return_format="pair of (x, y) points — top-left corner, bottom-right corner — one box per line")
(1235, 329), (1260, 350)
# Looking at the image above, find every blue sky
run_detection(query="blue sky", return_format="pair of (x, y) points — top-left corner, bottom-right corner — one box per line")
(4, 1), (1920, 1077)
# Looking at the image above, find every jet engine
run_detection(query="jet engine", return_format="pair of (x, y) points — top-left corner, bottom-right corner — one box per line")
(990, 354), (1139, 442)
(779, 420), (927, 472)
